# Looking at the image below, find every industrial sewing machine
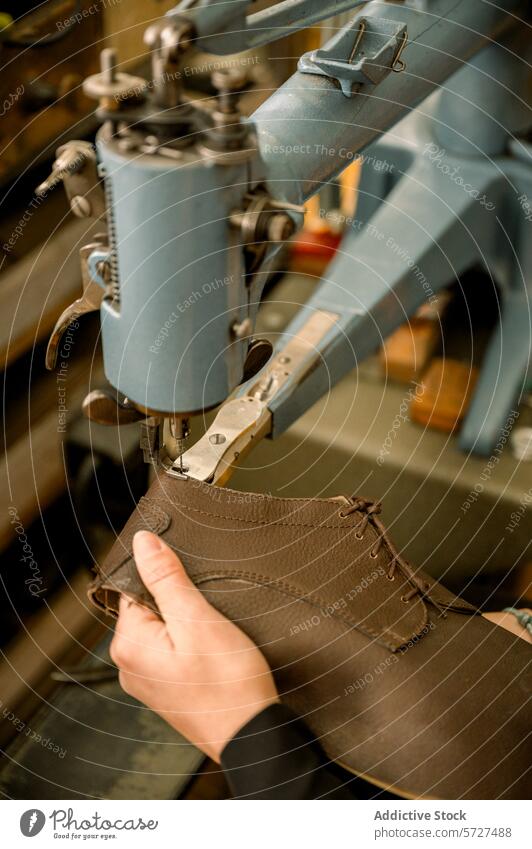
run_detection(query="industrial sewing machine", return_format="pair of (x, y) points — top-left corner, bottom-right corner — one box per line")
(39, 0), (531, 486)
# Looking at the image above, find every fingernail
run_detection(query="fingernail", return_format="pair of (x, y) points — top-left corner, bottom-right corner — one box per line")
(133, 530), (164, 557)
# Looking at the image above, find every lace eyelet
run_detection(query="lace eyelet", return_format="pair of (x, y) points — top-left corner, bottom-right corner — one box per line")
(355, 531), (364, 540)
(370, 551), (378, 559)
(401, 594), (410, 603)
(387, 574), (395, 581)
(338, 510), (347, 519)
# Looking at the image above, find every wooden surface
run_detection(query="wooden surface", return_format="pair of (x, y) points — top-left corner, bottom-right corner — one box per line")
(104, 0), (178, 66)
(0, 1), (99, 184)
(0, 569), (107, 748)
(0, 352), (104, 550)
(0, 218), (99, 369)
(380, 320), (441, 384)
(410, 358), (479, 433)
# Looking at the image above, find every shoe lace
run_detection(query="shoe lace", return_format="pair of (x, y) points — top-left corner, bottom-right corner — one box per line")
(339, 496), (446, 613)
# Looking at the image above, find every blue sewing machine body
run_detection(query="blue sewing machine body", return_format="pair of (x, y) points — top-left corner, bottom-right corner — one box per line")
(42, 0), (530, 466)
(96, 136), (255, 414)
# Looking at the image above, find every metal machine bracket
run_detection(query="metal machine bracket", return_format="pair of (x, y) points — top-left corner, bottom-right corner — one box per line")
(45, 239), (111, 371)
(167, 310), (339, 484)
(298, 16), (408, 96)
(35, 140), (106, 220)
(168, 0), (368, 54)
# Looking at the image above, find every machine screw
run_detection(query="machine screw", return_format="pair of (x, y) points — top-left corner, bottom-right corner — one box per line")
(101, 48), (117, 86)
(232, 317), (253, 339)
(207, 66), (249, 151)
(209, 433), (227, 445)
(83, 47), (147, 107)
(70, 195), (91, 218)
(254, 374), (276, 402)
(212, 67), (248, 111)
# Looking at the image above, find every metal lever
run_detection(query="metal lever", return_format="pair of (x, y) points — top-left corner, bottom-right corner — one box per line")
(168, 0), (368, 55)
(35, 141), (93, 198)
(82, 389), (146, 426)
(35, 141), (106, 220)
(45, 240), (110, 370)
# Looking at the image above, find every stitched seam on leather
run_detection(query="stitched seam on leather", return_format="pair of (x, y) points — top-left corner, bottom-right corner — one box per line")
(195, 571), (398, 650)
(192, 568), (428, 650)
(101, 496), (379, 578)
(102, 492), (432, 633)
(99, 554), (426, 647)
(146, 496), (437, 614)
(150, 496), (355, 530)
(145, 497), (416, 586)
(101, 498), (428, 639)
(163, 481), (344, 508)
(153, 497), (470, 614)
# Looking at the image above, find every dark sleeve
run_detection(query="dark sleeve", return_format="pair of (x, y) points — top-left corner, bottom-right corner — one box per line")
(220, 703), (358, 799)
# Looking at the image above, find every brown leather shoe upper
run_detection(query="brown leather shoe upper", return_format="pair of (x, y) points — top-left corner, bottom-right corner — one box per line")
(89, 475), (532, 800)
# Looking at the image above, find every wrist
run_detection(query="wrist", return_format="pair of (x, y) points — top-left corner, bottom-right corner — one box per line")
(211, 696), (281, 763)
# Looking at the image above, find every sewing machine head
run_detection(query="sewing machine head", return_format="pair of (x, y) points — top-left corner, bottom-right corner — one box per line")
(41, 15), (301, 469)
(40, 0), (522, 476)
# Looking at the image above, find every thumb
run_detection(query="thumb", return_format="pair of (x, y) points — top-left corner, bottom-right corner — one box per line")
(132, 530), (210, 629)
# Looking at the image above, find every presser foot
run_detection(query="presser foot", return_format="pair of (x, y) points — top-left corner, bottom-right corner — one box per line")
(166, 309), (339, 486)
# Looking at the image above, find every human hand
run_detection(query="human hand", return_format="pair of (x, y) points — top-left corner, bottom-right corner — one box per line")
(109, 530), (279, 762)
